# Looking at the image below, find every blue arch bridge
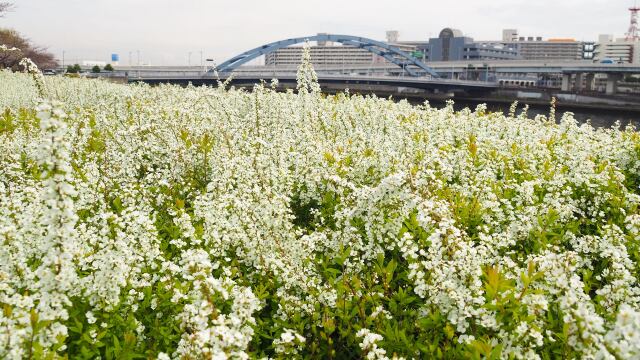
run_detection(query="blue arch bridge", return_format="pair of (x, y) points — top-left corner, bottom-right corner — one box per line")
(214, 34), (440, 78)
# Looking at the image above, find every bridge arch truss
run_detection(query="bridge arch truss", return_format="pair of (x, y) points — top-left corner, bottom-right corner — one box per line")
(215, 34), (439, 78)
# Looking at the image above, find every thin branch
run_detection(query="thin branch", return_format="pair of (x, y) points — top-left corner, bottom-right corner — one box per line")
(0, 2), (14, 17)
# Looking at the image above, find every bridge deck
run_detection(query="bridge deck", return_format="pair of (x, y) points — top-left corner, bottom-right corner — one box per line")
(129, 73), (498, 91)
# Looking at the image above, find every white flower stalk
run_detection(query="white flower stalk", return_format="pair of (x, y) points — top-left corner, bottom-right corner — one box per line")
(32, 101), (79, 345)
(19, 57), (47, 98)
(0, 102), (79, 358)
(296, 40), (321, 94)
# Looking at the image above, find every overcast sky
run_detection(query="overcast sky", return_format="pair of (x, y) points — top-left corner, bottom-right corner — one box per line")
(0, 0), (632, 65)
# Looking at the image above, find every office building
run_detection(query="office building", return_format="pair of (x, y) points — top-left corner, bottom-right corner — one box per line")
(418, 28), (519, 61)
(264, 44), (381, 66)
(517, 39), (584, 61)
(594, 36), (640, 64)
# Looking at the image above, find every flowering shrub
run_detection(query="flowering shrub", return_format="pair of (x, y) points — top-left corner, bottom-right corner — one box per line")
(1, 48), (640, 359)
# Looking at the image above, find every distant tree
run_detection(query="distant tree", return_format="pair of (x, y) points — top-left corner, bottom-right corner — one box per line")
(0, 28), (57, 70)
(91, 65), (101, 73)
(0, 2), (14, 17)
(104, 63), (114, 71)
(66, 63), (81, 73)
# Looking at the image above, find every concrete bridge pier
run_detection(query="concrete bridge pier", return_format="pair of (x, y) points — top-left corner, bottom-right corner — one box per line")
(584, 73), (595, 91)
(574, 73), (584, 91)
(606, 73), (623, 95)
(561, 73), (572, 92)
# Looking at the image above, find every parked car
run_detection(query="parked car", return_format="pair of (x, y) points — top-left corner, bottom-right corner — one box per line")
(599, 58), (617, 64)
(42, 69), (57, 75)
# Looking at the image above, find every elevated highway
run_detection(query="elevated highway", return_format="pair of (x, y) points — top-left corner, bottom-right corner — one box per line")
(130, 73), (498, 96)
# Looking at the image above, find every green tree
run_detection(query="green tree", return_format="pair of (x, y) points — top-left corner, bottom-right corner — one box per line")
(104, 63), (114, 71)
(66, 64), (81, 73)
(91, 65), (101, 73)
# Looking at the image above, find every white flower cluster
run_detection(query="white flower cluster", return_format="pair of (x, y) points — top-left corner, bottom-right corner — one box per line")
(0, 44), (21, 53)
(603, 304), (640, 358)
(356, 329), (389, 360)
(172, 249), (260, 359)
(272, 328), (305, 355)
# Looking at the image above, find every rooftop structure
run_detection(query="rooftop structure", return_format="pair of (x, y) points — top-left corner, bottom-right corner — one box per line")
(502, 29), (518, 42)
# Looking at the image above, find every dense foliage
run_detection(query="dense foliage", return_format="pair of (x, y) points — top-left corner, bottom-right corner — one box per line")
(0, 28), (57, 70)
(1, 52), (640, 359)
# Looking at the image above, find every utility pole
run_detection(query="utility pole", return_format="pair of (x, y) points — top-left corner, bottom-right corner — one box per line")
(188, 51), (192, 66)
(137, 50), (140, 66)
(62, 50), (65, 72)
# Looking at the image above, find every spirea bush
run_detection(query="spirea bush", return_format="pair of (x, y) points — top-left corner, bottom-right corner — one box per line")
(2, 50), (640, 359)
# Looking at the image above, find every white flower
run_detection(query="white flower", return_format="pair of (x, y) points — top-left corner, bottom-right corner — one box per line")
(86, 311), (96, 324)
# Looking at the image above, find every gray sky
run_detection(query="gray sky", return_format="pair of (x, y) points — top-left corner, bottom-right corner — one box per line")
(1, 0), (632, 65)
